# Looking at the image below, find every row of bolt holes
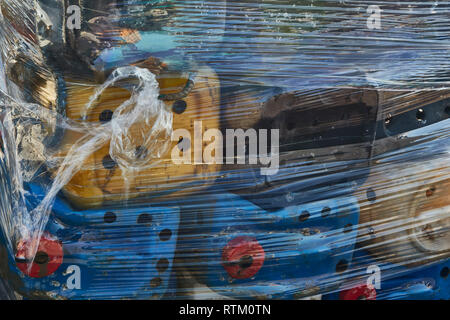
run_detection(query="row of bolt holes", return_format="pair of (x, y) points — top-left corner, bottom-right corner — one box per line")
(104, 211), (172, 288)
(385, 105), (450, 126)
(99, 101), (187, 124)
(298, 207), (352, 274)
(103, 212), (173, 242)
(334, 187), (447, 276)
(367, 185), (436, 202)
(99, 103), (182, 289)
(101, 209), (353, 277)
(298, 207), (353, 234)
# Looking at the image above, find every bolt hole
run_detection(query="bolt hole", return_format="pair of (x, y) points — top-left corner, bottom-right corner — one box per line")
(137, 213), (152, 224)
(298, 210), (310, 223)
(445, 105), (450, 115)
(159, 229), (172, 241)
(172, 100), (187, 114)
(238, 255), (254, 269)
(336, 260), (348, 273)
(102, 155), (117, 170)
(104, 212), (117, 223)
(156, 258), (170, 273)
(440, 267), (449, 279)
(321, 207), (331, 218)
(416, 108), (425, 122)
(99, 109), (113, 123)
(34, 251), (49, 265)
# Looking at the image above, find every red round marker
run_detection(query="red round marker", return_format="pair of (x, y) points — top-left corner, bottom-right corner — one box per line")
(222, 236), (265, 279)
(340, 284), (377, 300)
(15, 233), (63, 278)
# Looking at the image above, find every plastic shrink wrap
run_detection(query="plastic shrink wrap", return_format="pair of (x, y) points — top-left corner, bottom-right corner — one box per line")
(0, 0), (448, 300)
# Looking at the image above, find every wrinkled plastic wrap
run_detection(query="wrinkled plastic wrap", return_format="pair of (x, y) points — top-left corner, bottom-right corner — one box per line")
(0, 0), (449, 300)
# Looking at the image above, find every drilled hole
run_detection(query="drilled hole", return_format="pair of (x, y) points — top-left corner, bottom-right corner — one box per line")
(416, 109), (425, 122)
(172, 100), (187, 114)
(137, 213), (152, 224)
(104, 212), (117, 223)
(156, 258), (170, 273)
(34, 251), (49, 265)
(440, 267), (449, 279)
(336, 260), (348, 273)
(102, 155), (117, 170)
(298, 210), (310, 223)
(99, 110), (113, 123)
(238, 255), (253, 269)
(321, 207), (331, 218)
(159, 229), (172, 241)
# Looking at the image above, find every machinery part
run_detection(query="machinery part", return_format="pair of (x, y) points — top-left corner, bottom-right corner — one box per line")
(179, 193), (360, 299)
(222, 236), (265, 280)
(223, 87), (379, 151)
(220, 87), (379, 211)
(6, 184), (180, 299)
(375, 90), (450, 141)
(358, 175), (450, 267)
(15, 233), (63, 278)
(55, 66), (220, 209)
(221, 88), (449, 214)
(356, 93), (450, 267)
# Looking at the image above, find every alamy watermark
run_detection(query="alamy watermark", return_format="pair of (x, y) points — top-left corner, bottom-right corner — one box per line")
(171, 121), (279, 175)
(367, 264), (381, 290)
(66, 5), (81, 30)
(367, 5), (382, 30)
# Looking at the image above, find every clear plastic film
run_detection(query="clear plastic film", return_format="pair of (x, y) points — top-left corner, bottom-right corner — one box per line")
(0, 0), (448, 300)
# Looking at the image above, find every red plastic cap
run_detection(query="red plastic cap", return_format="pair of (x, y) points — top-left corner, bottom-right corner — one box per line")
(222, 236), (265, 279)
(340, 284), (377, 300)
(15, 233), (63, 278)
